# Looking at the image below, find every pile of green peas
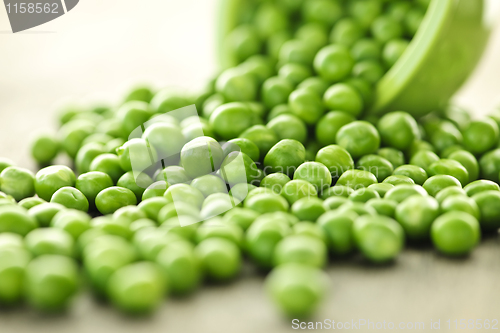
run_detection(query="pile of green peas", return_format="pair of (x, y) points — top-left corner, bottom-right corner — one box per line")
(2, 0), (500, 319)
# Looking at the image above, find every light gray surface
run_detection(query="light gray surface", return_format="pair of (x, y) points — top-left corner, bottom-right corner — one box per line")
(1, 1), (500, 332)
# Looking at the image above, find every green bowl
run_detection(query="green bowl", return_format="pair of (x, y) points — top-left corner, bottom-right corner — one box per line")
(217, 0), (491, 118)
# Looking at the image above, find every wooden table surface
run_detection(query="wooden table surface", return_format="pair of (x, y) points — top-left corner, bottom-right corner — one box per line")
(1, 1), (500, 332)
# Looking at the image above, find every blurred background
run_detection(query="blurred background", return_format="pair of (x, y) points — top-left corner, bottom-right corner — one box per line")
(1, 1), (500, 332)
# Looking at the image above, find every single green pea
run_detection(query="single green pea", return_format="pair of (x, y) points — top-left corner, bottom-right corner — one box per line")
(431, 212), (480, 256)
(348, 188), (380, 203)
(267, 104), (292, 122)
(0, 158), (15, 174)
(383, 39), (409, 67)
(387, 1), (411, 22)
(279, 39), (316, 67)
(427, 159), (469, 187)
(353, 215), (405, 263)
(260, 173), (291, 194)
(290, 197), (326, 222)
(220, 151), (262, 186)
(0, 232), (24, 250)
(315, 145), (354, 180)
(408, 140), (436, 158)
(314, 45), (354, 83)
(133, 227), (183, 261)
(378, 148), (405, 169)
(181, 137), (224, 179)
(441, 195), (480, 220)
(281, 180), (318, 205)
(195, 237), (241, 282)
(395, 195), (440, 240)
(202, 93), (226, 119)
(229, 183), (257, 203)
(367, 183), (394, 197)
(385, 184), (428, 203)
(472, 191), (500, 231)
(302, 0), (342, 26)
(479, 149), (500, 183)
(0, 205), (38, 236)
(116, 138), (157, 176)
(0, 247), (31, 304)
(448, 150), (479, 182)
(142, 181), (168, 201)
(51, 209), (91, 239)
(323, 196), (349, 210)
(189, 175), (227, 198)
(336, 121), (380, 159)
(57, 119), (95, 159)
(352, 59), (384, 84)
(273, 235), (327, 268)
(156, 240), (201, 295)
(410, 150), (440, 175)
(423, 175), (462, 197)
(239, 55), (275, 84)
(435, 187), (467, 204)
(124, 85), (154, 103)
(136, 197), (169, 222)
(75, 142), (105, 174)
(371, 15), (403, 43)
(0, 166), (35, 201)
(254, 2), (289, 37)
(265, 263), (329, 318)
(377, 112), (420, 151)
(142, 122), (186, 160)
(315, 111), (355, 146)
(263, 139), (306, 177)
(357, 155), (394, 182)
(348, 0), (382, 28)
(116, 101), (153, 136)
(225, 25), (262, 63)
(222, 207), (259, 231)
(209, 102), (259, 140)
(164, 184), (205, 209)
(159, 217), (198, 241)
(24, 255), (79, 311)
(89, 154), (125, 184)
(267, 114), (308, 143)
(28, 202), (65, 228)
(344, 77), (374, 107)
(464, 180), (500, 197)
(113, 205), (148, 224)
(278, 63), (312, 86)
(157, 166), (190, 185)
(118, 171), (154, 203)
(289, 88), (325, 125)
(157, 202), (200, 225)
(240, 125), (279, 159)
(30, 133), (59, 165)
(321, 185), (354, 199)
(50, 187), (89, 212)
(323, 83), (364, 117)
(351, 38), (381, 61)
(34, 165), (76, 202)
(295, 22), (328, 50)
(18, 197), (45, 210)
(331, 18), (366, 47)
(25, 228), (75, 258)
(293, 162), (332, 192)
(297, 77), (330, 96)
(195, 218), (244, 247)
(292, 221), (327, 242)
(95, 187), (137, 215)
(317, 210), (356, 255)
(366, 198), (397, 217)
(429, 121), (463, 153)
(393, 165), (428, 185)
(336, 169), (378, 189)
(96, 118), (126, 140)
(222, 139), (260, 164)
(74, 172), (113, 209)
(246, 216), (291, 268)
(107, 262), (166, 313)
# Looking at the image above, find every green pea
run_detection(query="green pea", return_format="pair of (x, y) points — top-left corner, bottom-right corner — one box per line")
(34, 165), (76, 201)
(0, 232), (24, 250)
(18, 197), (45, 210)
(315, 145), (354, 180)
(0, 157), (14, 174)
(240, 125), (279, 159)
(25, 255), (78, 311)
(50, 187), (89, 212)
(0, 205), (38, 236)
(323, 196), (349, 210)
(0, 247), (31, 304)
(290, 197), (326, 221)
(28, 202), (65, 228)
(220, 151), (261, 186)
(189, 175), (226, 198)
(142, 122), (186, 160)
(195, 237), (241, 282)
(383, 38), (409, 67)
(75, 143), (105, 174)
(298, 77), (330, 96)
(352, 60), (384, 84)
(367, 183), (394, 197)
(135, 197), (168, 222)
(315, 111), (354, 146)
(254, 3), (289, 38)
(263, 139), (306, 177)
(260, 173), (291, 194)
(317, 210), (357, 255)
(0, 166), (34, 201)
(427, 159), (469, 187)
(267, 114), (307, 143)
(25, 228), (75, 258)
(289, 88), (325, 125)
(371, 15), (403, 43)
(224, 138), (261, 164)
(273, 235), (327, 268)
(472, 191), (500, 231)
(156, 240), (201, 295)
(479, 149), (500, 183)
(239, 55), (275, 84)
(164, 184), (205, 209)
(448, 150), (479, 182)
(330, 18), (366, 47)
(222, 207), (259, 231)
(435, 187), (466, 204)
(229, 183), (257, 203)
(348, 188), (380, 203)
(30, 133), (59, 165)
(303, 0), (343, 27)
(58, 119), (94, 159)
(281, 180), (318, 205)
(158, 202), (200, 225)
(464, 180), (500, 197)
(116, 101), (153, 136)
(278, 63), (312, 86)
(113, 206), (147, 224)
(293, 162), (332, 192)
(95, 187), (137, 215)
(441, 195), (480, 220)
(265, 263), (329, 318)
(107, 262), (166, 313)
(431, 212), (480, 256)
(385, 184), (427, 203)
(209, 103), (259, 140)
(96, 118), (126, 140)
(366, 198), (397, 217)
(51, 209), (91, 239)
(116, 138), (157, 174)
(142, 181), (168, 201)
(357, 154), (394, 182)
(395, 195), (440, 240)
(410, 150), (440, 175)
(124, 85), (154, 103)
(314, 45), (354, 83)
(89, 154), (125, 184)
(159, 217), (198, 241)
(76, 172), (116, 208)
(292, 222), (327, 242)
(246, 216), (291, 268)
(279, 39), (316, 67)
(378, 148), (405, 169)
(387, 1), (411, 22)
(295, 23), (329, 51)
(393, 165), (428, 185)
(348, 0), (382, 28)
(180, 137), (224, 179)
(353, 215), (405, 263)
(336, 121), (380, 159)
(157, 166), (189, 185)
(321, 185), (354, 199)
(377, 112), (420, 151)
(336, 169), (378, 189)
(323, 83), (364, 117)
(423, 175), (462, 197)
(225, 25), (261, 63)
(195, 218), (244, 247)
(429, 121), (463, 153)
